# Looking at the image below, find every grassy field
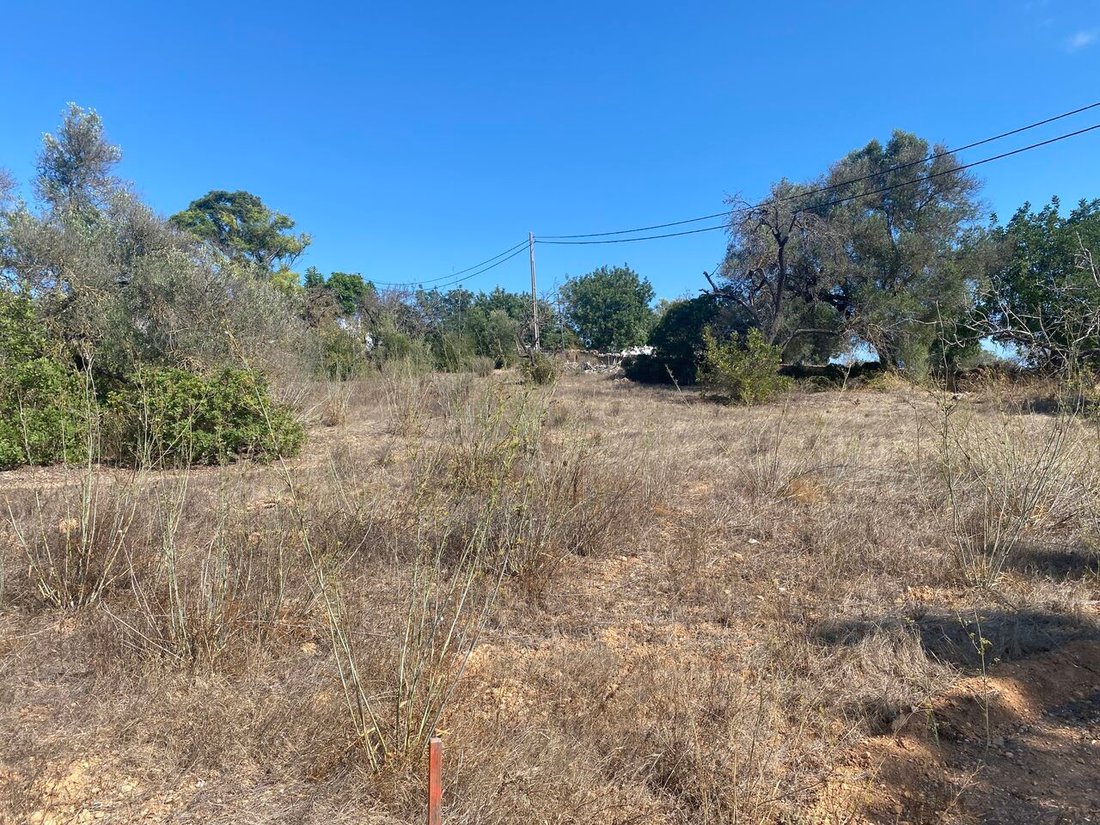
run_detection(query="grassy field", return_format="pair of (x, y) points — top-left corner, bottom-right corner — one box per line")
(1, 370), (1098, 824)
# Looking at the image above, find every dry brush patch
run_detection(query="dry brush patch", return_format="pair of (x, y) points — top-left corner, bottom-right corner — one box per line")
(1, 372), (1098, 823)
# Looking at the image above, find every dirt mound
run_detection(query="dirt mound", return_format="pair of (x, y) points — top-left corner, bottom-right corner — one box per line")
(836, 639), (1100, 824)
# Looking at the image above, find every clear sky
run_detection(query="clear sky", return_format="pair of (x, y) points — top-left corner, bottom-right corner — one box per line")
(1, 0), (1098, 301)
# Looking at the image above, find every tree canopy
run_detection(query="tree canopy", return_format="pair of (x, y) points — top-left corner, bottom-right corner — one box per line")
(170, 190), (310, 274)
(713, 130), (982, 376)
(35, 103), (121, 214)
(304, 268), (377, 317)
(1, 106), (300, 377)
(561, 264), (656, 351)
(980, 197), (1100, 374)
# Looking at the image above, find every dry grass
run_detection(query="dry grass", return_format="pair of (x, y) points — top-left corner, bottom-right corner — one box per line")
(930, 399), (1097, 586)
(1, 371), (1098, 823)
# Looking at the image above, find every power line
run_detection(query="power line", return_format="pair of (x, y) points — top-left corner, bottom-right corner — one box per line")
(325, 103), (1100, 293)
(539, 100), (1100, 240)
(536, 120), (1100, 246)
(537, 222), (728, 245)
(369, 238), (529, 287)
(393, 244), (530, 292)
(807, 121), (1100, 214)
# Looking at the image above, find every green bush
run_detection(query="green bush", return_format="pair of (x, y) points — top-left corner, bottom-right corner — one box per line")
(373, 326), (435, 372)
(313, 324), (367, 380)
(645, 295), (722, 384)
(520, 351), (559, 385)
(0, 292), (50, 364)
(106, 367), (305, 465)
(699, 328), (791, 404)
(431, 331), (478, 372)
(622, 353), (674, 384)
(0, 357), (91, 469)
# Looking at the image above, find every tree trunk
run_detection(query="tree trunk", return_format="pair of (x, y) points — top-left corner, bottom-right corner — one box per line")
(767, 229), (788, 346)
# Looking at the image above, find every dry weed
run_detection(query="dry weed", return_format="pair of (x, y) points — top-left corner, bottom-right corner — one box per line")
(931, 401), (1094, 586)
(2, 372), (1098, 824)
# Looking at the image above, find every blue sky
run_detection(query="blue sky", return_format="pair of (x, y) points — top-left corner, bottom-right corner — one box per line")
(1, 0), (1098, 301)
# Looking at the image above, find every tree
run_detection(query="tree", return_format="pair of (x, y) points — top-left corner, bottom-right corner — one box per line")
(826, 131), (980, 375)
(169, 190), (310, 273)
(0, 169), (16, 210)
(561, 264), (655, 351)
(465, 306), (520, 367)
(624, 295), (724, 384)
(981, 197), (1100, 375)
(35, 104), (121, 214)
(714, 131), (981, 375)
(2, 108), (303, 378)
(717, 180), (845, 362)
(327, 271), (376, 316)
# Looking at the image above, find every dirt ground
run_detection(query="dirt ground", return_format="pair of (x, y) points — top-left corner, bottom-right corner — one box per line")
(1, 372), (1098, 823)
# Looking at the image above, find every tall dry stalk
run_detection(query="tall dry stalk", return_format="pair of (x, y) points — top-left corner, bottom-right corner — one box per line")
(739, 404), (853, 501)
(259, 371), (541, 770)
(936, 401), (1085, 586)
(9, 469), (143, 608)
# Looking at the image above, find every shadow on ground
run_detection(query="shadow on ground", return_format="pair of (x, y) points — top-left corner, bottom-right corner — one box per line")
(818, 606), (1100, 824)
(816, 607), (1099, 670)
(1003, 541), (1100, 580)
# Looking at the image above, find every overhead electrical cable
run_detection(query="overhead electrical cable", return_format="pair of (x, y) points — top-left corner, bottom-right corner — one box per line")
(537, 222), (729, 245)
(369, 238), (529, 287)
(539, 100), (1100, 240)
(536, 120), (1100, 246)
(397, 244), (530, 291)
(802, 121), (1100, 214)
(338, 102), (1100, 293)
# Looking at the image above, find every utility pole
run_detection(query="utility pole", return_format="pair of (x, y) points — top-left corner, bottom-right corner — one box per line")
(529, 231), (540, 351)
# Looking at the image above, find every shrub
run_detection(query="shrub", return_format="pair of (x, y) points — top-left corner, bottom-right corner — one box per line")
(8, 470), (148, 608)
(471, 356), (496, 377)
(373, 326), (435, 372)
(622, 353), (673, 384)
(467, 307), (520, 368)
(0, 292), (49, 364)
(645, 295), (721, 384)
(106, 367), (305, 465)
(937, 407), (1084, 586)
(431, 331), (479, 373)
(698, 328), (790, 404)
(0, 357), (91, 469)
(520, 351), (559, 385)
(312, 324), (367, 380)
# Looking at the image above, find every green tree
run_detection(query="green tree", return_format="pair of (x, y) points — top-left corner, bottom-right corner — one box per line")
(326, 271), (376, 316)
(466, 306), (520, 366)
(826, 131), (980, 375)
(716, 131), (981, 376)
(169, 190), (310, 273)
(981, 197), (1100, 375)
(2, 109), (303, 378)
(469, 287), (560, 351)
(0, 168), (18, 210)
(718, 181), (846, 362)
(650, 295), (727, 383)
(561, 264), (655, 351)
(35, 103), (121, 214)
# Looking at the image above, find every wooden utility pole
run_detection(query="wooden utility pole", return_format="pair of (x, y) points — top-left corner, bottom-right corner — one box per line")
(529, 232), (540, 351)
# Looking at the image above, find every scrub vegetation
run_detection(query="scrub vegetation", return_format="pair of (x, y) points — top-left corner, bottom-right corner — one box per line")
(2, 106), (1099, 824)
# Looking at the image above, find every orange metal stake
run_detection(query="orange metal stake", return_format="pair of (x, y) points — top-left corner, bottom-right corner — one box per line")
(428, 736), (442, 825)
